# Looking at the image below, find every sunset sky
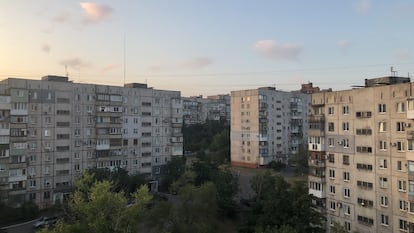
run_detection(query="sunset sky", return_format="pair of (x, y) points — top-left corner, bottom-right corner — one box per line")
(1, 0), (413, 96)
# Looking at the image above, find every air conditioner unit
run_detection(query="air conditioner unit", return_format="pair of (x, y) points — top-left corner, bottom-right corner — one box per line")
(405, 123), (412, 128)
(337, 203), (343, 208)
(391, 143), (397, 147)
(338, 141), (343, 145)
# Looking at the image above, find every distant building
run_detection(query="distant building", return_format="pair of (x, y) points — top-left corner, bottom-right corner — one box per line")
(308, 76), (414, 233)
(0, 76), (183, 208)
(182, 94), (230, 125)
(230, 87), (310, 168)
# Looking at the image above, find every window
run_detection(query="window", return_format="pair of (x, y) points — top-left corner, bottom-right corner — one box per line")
(379, 122), (387, 132)
(328, 122), (334, 132)
(380, 177), (388, 188)
(399, 200), (408, 211)
(344, 204), (351, 215)
(397, 161), (403, 171)
(330, 185), (336, 194)
(356, 146), (372, 153)
(343, 172), (350, 181)
(399, 219), (408, 231)
(358, 198), (374, 208)
(343, 105), (349, 114)
(380, 196), (389, 207)
(343, 139), (349, 148)
(357, 215), (374, 225)
(409, 180), (414, 194)
(344, 188), (350, 198)
(397, 122), (406, 132)
(397, 102), (405, 113)
(328, 154), (335, 163)
(344, 222), (351, 232)
(328, 138), (334, 147)
(44, 191), (51, 200)
(397, 141), (406, 151)
(379, 159), (387, 169)
(379, 103), (386, 113)
(330, 201), (336, 210)
(409, 161), (414, 172)
(408, 139), (414, 151)
(380, 214), (389, 226)
(329, 169), (335, 179)
(343, 155), (350, 165)
(379, 140), (387, 151)
(398, 180), (407, 192)
(342, 122), (349, 131)
(328, 107), (334, 115)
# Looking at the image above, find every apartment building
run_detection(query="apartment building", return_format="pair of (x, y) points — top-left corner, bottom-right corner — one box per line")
(308, 76), (414, 233)
(182, 94), (230, 125)
(0, 75), (183, 208)
(231, 87), (310, 168)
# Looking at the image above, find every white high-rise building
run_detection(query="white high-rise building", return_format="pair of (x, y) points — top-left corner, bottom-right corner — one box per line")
(231, 87), (310, 168)
(0, 75), (183, 208)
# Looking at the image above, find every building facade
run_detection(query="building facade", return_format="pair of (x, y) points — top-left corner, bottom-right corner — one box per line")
(0, 76), (183, 208)
(231, 87), (310, 168)
(308, 76), (414, 233)
(182, 94), (230, 125)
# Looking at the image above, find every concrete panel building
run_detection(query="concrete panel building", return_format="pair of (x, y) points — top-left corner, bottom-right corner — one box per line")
(231, 87), (310, 168)
(0, 75), (183, 208)
(182, 94), (230, 125)
(308, 76), (414, 233)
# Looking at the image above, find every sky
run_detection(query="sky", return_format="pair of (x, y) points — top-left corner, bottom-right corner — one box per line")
(0, 0), (413, 96)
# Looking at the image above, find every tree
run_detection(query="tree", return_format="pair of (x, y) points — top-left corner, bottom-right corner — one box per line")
(290, 144), (308, 175)
(242, 173), (323, 233)
(160, 156), (186, 191)
(39, 175), (153, 233)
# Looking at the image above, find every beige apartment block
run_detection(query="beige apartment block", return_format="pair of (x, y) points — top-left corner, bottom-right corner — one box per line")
(0, 76), (183, 208)
(308, 76), (414, 233)
(231, 87), (309, 168)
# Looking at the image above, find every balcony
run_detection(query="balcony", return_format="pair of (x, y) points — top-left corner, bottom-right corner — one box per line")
(308, 143), (325, 151)
(309, 159), (326, 168)
(408, 99), (414, 119)
(309, 189), (326, 199)
(96, 144), (110, 150)
(309, 115), (325, 123)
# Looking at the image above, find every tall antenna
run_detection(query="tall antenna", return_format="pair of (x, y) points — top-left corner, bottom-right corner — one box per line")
(123, 35), (126, 85)
(65, 65), (69, 77)
(391, 66), (397, 77)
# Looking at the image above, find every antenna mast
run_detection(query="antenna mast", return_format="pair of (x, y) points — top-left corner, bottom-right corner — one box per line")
(123, 35), (126, 85)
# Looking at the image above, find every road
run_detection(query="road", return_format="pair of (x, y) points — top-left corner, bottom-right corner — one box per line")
(1, 219), (37, 233)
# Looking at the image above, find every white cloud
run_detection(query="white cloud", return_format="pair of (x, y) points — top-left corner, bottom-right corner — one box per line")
(80, 2), (113, 24)
(149, 57), (214, 72)
(254, 40), (302, 61)
(59, 57), (90, 69)
(354, 0), (371, 14)
(41, 44), (51, 53)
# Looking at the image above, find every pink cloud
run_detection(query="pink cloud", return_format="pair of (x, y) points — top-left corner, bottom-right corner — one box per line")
(394, 49), (411, 60)
(59, 57), (91, 69)
(254, 40), (302, 60)
(80, 2), (113, 24)
(102, 63), (122, 72)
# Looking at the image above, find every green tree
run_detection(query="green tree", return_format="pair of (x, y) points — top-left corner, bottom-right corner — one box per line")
(242, 173), (323, 233)
(39, 175), (152, 233)
(160, 156), (186, 191)
(290, 144), (308, 175)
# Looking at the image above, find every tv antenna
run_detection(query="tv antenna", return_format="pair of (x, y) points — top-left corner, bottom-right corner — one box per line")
(391, 66), (397, 77)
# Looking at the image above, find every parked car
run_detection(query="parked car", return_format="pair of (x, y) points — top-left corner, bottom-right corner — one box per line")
(33, 216), (59, 228)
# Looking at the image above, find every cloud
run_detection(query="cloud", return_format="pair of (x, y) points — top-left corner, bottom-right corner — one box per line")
(354, 0), (371, 14)
(254, 40), (302, 61)
(179, 57), (213, 69)
(102, 63), (122, 72)
(394, 49), (411, 60)
(149, 57), (214, 72)
(52, 11), (70, 23)
(59, 57), (91, 69)
(337, 40), (352, 53)
(41, 44), (51, 53)
(80, 2), (113, 24)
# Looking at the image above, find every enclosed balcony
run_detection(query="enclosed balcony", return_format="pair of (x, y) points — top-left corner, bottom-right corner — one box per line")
(408, 98), (414, 119)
